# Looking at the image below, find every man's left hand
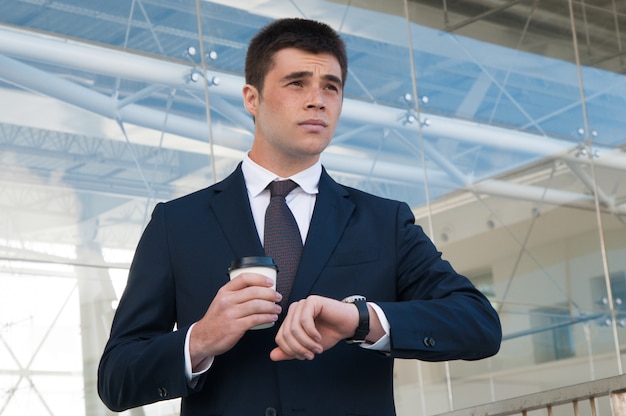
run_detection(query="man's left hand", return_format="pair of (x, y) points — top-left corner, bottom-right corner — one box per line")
(270, 295), (361, 361)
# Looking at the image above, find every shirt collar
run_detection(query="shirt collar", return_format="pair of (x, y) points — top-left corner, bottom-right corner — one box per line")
(242, 154), (321, 198)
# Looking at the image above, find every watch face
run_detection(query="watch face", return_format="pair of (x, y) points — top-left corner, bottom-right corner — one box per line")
(342, 295), (366, 303)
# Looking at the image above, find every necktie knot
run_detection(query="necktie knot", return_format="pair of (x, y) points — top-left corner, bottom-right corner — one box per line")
(268, 179), (298, 198)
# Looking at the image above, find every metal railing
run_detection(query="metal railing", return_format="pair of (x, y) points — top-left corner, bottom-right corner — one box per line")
(436, 374), (626, 416)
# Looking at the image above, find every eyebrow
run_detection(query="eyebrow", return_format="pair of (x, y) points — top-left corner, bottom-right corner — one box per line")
(281, 71), (343, 86)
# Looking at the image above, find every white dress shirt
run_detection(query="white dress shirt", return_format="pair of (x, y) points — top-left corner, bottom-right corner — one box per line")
(185, 155), (390, 381)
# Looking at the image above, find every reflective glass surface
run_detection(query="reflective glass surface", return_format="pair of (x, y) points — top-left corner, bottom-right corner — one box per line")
(1, 0), (625, 414)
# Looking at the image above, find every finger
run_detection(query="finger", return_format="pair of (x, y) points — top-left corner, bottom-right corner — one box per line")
(238, 298), (282, 318)
(210, 286), (282, 333)
(217, 300), (282, 334)
(274, 304), (307, 359)
(271, 344), (313, 361)
(242, 311), (281, 330)
(228, 272), (276, 290)
(219, 281), (282, 305)
(276, 303), (322, 358)
(269, 346), (296, 361)
(284, 300), (322, 346)
(297, 300), (322, 343)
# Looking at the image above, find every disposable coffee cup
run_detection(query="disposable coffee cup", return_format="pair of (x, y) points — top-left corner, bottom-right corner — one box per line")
(228, 256), (278, 330)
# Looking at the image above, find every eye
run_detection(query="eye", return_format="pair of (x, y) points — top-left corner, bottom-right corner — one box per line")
(288, 80), (303, 87)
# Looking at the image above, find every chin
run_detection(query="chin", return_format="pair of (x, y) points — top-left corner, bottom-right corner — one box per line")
(301, 137), (332, 152)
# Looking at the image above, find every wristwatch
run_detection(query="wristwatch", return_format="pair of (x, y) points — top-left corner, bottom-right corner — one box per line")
(342, 295), (369, 344)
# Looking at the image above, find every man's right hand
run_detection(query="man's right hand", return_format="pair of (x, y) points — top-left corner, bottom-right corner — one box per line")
(189, 273), (282, 371)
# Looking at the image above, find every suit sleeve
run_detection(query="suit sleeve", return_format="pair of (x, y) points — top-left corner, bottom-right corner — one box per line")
(97, 203), (202, 412)
(377, 202), (502, 361)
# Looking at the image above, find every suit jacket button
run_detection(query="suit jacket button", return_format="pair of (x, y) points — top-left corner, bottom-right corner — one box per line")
(157, 387), (168, 398)
(423, 336), (436, 347)
(265, 407), (277, 416)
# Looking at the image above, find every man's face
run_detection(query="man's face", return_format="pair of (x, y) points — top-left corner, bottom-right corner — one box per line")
(244, 47), (343, 174)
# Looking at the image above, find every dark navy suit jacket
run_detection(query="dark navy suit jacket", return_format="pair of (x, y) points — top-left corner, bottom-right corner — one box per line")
(98, 165), (501, 415)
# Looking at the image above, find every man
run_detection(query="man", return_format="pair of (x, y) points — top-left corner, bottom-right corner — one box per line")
(98, 18), (501, 415)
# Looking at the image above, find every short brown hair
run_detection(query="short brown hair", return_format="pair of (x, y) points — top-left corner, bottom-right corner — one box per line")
(245, 18), (348, 95)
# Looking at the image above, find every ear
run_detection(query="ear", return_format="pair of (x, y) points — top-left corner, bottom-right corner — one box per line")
(242, 84), (259, 118)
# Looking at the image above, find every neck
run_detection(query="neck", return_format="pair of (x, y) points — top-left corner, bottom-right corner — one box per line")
(248, 150), (320, 178)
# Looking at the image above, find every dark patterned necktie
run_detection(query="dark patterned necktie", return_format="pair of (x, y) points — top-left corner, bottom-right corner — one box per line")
(264, 180), (303, 307)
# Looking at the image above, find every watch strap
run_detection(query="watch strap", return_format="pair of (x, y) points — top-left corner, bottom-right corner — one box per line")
(343, 296), (369, 344)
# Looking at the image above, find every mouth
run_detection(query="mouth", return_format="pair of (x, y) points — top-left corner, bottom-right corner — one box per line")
(298, 119), (328, 130)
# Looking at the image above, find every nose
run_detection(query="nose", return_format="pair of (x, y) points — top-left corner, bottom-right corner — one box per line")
(306, 87), (325, 110)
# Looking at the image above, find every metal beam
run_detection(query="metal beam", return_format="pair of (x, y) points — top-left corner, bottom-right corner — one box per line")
(0, 23), (619, 164)
(435, 374), (626, 416)
(1, 24), (625, 213)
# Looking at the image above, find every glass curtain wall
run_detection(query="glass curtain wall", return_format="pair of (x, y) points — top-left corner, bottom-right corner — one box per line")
(402, 2), (626, 415)
(0, 0), (624, 415)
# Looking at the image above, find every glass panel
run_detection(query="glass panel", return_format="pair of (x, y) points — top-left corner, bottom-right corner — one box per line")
(401, 0), (626, 413)
(1, 1), (205, 414)
(1, 0), (625, 415)
(577, 0), (626, 395)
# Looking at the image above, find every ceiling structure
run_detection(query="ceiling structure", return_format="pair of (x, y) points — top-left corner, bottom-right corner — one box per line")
(0, 0), (624, 255)
(401, 0), (626, 74)
(0, 2), (625, 415)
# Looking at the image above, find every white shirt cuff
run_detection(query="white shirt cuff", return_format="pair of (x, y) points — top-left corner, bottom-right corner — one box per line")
(185, 323), (214, 384)
(361, 302), (391, 352)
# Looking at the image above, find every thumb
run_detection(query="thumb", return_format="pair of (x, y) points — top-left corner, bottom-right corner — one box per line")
(269, 347), (292, 361)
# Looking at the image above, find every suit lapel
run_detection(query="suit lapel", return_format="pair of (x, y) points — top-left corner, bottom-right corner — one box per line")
(209, 165), (354, 302)
(209, 164), (265, 259)
(289, 169), (354, 302)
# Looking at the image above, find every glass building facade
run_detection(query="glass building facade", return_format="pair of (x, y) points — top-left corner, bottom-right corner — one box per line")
(0, 0), (625, 415)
